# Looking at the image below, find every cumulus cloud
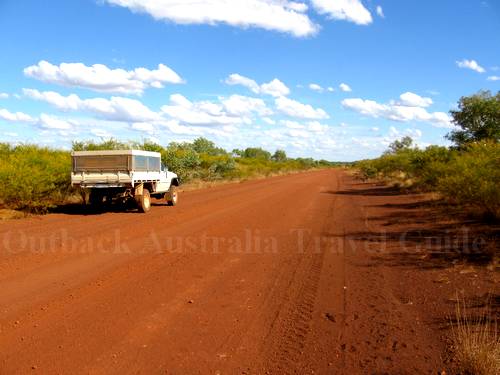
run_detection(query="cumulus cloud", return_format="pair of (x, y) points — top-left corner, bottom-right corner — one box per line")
(131, 122), (156, 134)
(311, 0), (372, 25)
(339, 83), (352, 92)
(38, 114), (74, 130)
(456, 59), (486, 73)
(262, 117), (276, 125)
(0, 108), (35, 123)
(376, 5), (384, 18)
(225, 74), (290, 97)
(260, 78), (291, 97)
(282, 119), (328, 132)
(104, 0), (318, 37)
(282, 119), (304, 129)
(275, 96), (329, 119)
(398, 92), (433, 108)
(221, 95), (272, 116)
(90, 128), (114, 138)
(24, 60), (183, 95)
(309, 83), (323, 92)
(342, 95), (452, 128)
(23, 88), (160, 122)
(0, 93), (9, 99)
(161, 94), (237, 126)
(487, 76), (500, 81)
(307, 121), (329, 132)
(161, 94), (269, 126)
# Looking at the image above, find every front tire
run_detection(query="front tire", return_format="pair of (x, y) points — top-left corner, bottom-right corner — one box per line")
(165, 186), (178, 206)
(136, 189), (151, 213)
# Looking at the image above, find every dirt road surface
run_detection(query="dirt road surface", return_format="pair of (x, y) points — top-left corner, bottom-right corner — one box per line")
(1, 169), (492, 374)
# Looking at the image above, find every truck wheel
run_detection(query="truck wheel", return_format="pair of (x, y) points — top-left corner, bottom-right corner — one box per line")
(165, 186), (178, 206)
(136, 189), (151, 213)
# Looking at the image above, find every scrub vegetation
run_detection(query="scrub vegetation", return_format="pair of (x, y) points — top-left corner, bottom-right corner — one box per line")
(356, 91), (500, 220)
(0, 138), (339, 213)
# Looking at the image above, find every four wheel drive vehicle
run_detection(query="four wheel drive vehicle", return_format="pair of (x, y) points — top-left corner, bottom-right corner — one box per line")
(71, 150), (180, 213)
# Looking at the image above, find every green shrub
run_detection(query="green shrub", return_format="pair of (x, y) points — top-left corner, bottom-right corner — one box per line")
(199, 154), (236, 180)
(437, 142), (500, 218)
(0, 138), (337, 213)
(0, 144), (72, 212)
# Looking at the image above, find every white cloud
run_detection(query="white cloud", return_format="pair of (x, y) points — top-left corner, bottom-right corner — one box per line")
(327, 86), (335, 92)
(225, 74), (260, 93)
(311, 0), (372, 25)
(38, 114), (74, 130)
(0, 93), (9, 99)
(90, 128), (113, 138)
(282, 119), (304, 129)
(376, 5), (384, 18)
(275, 96), (329, 119)
(456, 59), (486, 73)
(281, 119), (328, 132)
(262, 117), (276, 125)
(342, 96), (452, 128)
(161, 94), (268, 126)
(260, 78), (290, 97)
(222, 95), (272, 116)
(339, 83), (352, 92)
(387, 126), (422, 140)
(487, 75), (500, 81)
(23, 88), (160, 122)
(104, 0), (318, 37)
(161, 94), (236, 126)
(307, 121), (329, 132)
(24, 60), (183, 95)
(0, 108), (35, 123)
(309, 83), (323, 92)
(131, 122), (156, 134)
(225, 74), (290, 97)
(398, 92), (433, 108)
(371, 127), (379, 132)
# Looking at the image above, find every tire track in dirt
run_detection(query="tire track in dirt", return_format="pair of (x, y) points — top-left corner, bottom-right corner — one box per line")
(259, 175), (340, 374)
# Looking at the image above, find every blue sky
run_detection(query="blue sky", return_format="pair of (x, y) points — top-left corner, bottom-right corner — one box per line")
(0, 0), (499, 161)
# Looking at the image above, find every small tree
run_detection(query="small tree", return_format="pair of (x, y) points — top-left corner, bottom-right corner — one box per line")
(243, 147), (271, 160)
(272, 149), (287, 162)
(192, 137), (226, 155)
(386, 136), (413, 154)
(232, 148), (244, 157)
(447, 90), (500, 148)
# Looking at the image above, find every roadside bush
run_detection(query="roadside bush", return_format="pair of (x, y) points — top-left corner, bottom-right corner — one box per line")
(437, 142), (500, 218)
(161, 142), (201, 182)
(356, 145), (453, 189)
(0, 137), (339, 213)
(199, 154), (236, 180)
(409, 146), (454, 188)
(0, 144), (72, 212)
(356, 139), (500, 219)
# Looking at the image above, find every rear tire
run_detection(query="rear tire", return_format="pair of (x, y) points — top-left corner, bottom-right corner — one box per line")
(165, 186), (178, 206)
(136, 189), (151, 213)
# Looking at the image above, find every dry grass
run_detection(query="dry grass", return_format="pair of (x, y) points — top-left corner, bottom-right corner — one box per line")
(0, 209), (29, 220)
(180, 169), (308, 192)
(450, 297), (500, 375)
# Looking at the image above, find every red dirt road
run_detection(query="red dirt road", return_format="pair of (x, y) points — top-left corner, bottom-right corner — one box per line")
(0, 169), (495, 374)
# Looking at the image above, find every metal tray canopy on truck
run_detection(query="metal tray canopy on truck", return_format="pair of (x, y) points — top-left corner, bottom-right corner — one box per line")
(71, 150), (180, 213)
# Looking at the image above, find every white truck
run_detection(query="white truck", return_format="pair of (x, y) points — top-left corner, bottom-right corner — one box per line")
(71, 150), (180, 213)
